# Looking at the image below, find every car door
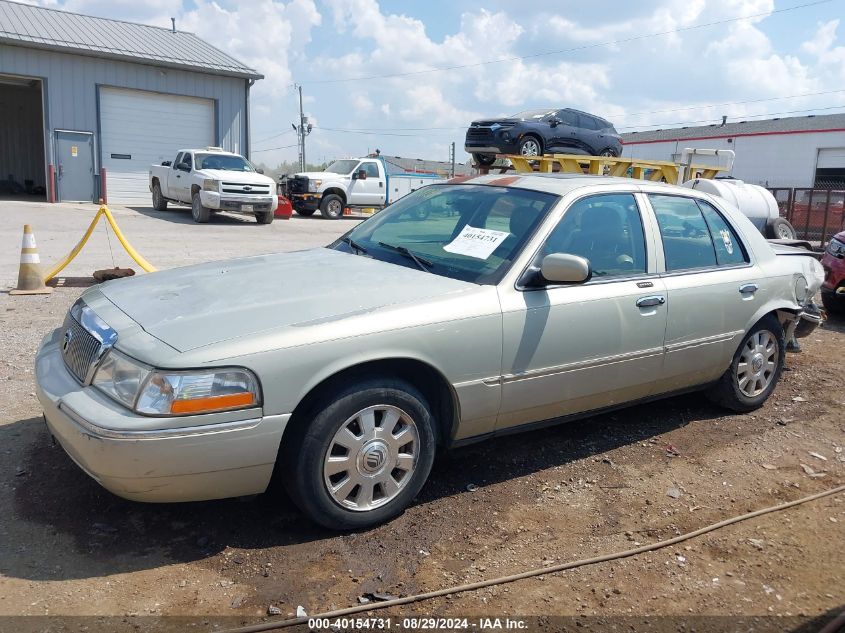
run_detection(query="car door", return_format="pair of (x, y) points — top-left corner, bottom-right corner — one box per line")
(645, 193), (763, 392)
(172, 152), (193, 202)
(496, 192), (668, 430)
(349, 161), (386, 206)
(546, 110), (579, 153)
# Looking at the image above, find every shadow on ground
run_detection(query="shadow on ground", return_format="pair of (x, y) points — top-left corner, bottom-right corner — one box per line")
(127, 206), (257, 226)
(4, 392), (726, 582)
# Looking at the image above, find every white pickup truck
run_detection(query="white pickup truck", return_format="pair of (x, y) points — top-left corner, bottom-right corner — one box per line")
(282, 156), (445, 219)
(149, 147), (278, 224)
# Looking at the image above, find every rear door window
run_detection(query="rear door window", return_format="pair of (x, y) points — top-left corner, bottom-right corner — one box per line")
(697, 200), (749, 266)
(649, 195), (718, 271)
(362, 162), (380, 178)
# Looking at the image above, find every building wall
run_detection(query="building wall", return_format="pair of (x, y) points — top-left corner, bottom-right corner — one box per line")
(623, 130), (845, 188)
(0, 43), (247, 181)
(0, 81), (45, 190)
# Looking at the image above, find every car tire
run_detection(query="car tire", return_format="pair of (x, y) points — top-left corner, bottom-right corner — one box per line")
(191, 193), (210, 223)
(256, 211), (274, 224)
(518, 136), (542, 157)
(706, 315), (785, 412)
(599, 148), (618, 157)
(281, 378), (437, 530)
(295, 208), (316, 217)
(152, 182), (168, 211)
(821, 290), (843, 315)
(766, 218), (797, 240)
(320, 194), (344, 220)
(473, 153), (496, 167)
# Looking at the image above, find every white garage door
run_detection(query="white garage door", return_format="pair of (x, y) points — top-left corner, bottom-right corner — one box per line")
(817, 147), (845, 169)
(100, 87), (214, 205)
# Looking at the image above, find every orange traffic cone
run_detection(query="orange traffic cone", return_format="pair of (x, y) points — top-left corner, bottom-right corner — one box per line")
(10, 225), (52, 295)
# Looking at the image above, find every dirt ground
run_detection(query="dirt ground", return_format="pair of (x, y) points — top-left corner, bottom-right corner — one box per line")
(0, 206), (843, 633)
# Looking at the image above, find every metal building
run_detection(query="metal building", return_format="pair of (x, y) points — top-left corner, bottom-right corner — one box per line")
(621, 113), (845, 188)
(0, 0), (261, 205)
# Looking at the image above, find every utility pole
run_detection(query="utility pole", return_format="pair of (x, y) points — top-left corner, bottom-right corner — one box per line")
(292, 84), (311, 172)
(450, 142), (456, 178)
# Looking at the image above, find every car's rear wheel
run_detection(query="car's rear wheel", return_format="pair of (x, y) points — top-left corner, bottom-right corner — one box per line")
(518, 136), (542, 157)
(152, 182), (168, 211)
(599, 148), (618, 157)
(706, 315), (785, 412)
(281, 378), (437, 530)
(295, 208), (316, 217)
(191, 193), (210, 223)
(473, 153), (496, 166)
(320, 194), (344, 220)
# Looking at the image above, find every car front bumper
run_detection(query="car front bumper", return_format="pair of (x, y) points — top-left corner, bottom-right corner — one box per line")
(199, 192), (278, 213)
(35, 328), (290, 503)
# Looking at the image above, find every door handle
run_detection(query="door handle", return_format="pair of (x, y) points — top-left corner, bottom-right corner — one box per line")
(636, 295), (665, 308)
(739, 283), (759, 294)
(379, 182), (383, 187)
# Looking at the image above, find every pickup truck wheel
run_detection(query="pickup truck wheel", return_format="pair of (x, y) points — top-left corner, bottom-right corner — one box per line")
(295, 209), (316, 217)
(766, 218), (797, 240)
(191, 193), (210, 223)
(706, 315), (785, 412)
(256, 211), (274, 224)
(473, 153), (496, 167)
(320, 194), (344, 220)
(280, 378), (436, 530)
(152, 182), (168, 211)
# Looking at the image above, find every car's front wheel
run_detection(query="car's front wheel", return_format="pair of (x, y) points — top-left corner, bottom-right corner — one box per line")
(472, 153), (496, 166)
(599, 148), (618, 157)
(320, 194), (344, 220)
(706, 315), (785, 412)
(256, 210), (274, 224)
(191, 193), (210, 223)
(281, 378), (437, 530)
(518, 136), (542, 157)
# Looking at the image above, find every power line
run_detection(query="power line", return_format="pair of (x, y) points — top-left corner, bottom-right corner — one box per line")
(253, 129), (295, 145)
(252, 143), (300, 153)
(301, 0), (833, 85)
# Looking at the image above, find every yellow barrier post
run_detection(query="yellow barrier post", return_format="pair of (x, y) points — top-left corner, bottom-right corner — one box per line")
(43, 204), (157, 282)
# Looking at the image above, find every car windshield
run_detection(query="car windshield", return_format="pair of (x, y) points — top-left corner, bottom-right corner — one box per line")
(325, 160), (360, 174)
(330, 184), (559, 284)
(196, 153), (254, 172)
(511, 109), (556, 120)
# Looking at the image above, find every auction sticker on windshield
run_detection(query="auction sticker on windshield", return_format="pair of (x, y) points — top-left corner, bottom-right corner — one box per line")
(443, 225), (510, 260)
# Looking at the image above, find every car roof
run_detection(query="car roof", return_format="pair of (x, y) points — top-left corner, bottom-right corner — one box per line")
(450, 173), (698, 198)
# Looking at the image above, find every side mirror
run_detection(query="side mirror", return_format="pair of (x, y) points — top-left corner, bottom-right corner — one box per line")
(549, 117), (562, 128)
(177, 162), (190, 172)
(162, 160), (172, 167)
(540, 253), (591, 284)
(357, 169), (367, 180)
(256, 168), (264, 175)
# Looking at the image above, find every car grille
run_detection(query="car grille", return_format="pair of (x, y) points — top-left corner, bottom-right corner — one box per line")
(285, 176), (309, 194)
(221, 182), (272, 195)
(466, 127), (494, 142)
(61, 313), (103, 383)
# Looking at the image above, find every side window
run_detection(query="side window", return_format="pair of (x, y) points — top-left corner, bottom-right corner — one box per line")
(173, 152), (182, 169)
(697, 200), (748, 266)
(649, 195), (717, 271)
(559, 110), (578, 126)
(183, 153), (193, 170)
(542, 193), (647, 278)
(362, 162), (380, 178)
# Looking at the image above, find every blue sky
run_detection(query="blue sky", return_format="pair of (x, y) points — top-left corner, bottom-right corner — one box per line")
(32, 0), (845, 166)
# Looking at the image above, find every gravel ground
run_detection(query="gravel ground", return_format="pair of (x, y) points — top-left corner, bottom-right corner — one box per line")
(0, 201), (842, 632)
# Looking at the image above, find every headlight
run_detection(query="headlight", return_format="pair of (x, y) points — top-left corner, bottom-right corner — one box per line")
(202, 179), (220, 192)
(308, 179), (322, 192)
(93, 350), (150, 409)
(135, 368), (260, 415)
(827, 238), (845, 258)
(93, 350), (260, 416)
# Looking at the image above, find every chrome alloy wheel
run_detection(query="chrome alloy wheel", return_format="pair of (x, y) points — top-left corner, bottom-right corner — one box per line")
(327, 198), (342, 216)
(520, 139), (540, 156)
(323, 405), (419, 511)
(736, 330), (778, 397)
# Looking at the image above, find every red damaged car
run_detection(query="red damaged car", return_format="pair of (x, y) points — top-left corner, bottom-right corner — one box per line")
(821, 229), (845, 314)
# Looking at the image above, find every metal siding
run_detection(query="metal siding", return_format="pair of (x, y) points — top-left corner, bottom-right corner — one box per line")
(1, 43), (247, 200)
(623, 130), (845, 188)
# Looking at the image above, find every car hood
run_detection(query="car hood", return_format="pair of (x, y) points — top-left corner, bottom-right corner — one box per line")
(97, 249), (476, 353)
(470, 118), (524, 127)
(200, 170), (275, 185)
(292, 171), (350, 180)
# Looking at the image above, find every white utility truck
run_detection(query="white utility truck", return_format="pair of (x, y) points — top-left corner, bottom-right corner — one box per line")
(281, 155), (445, 219)
(149, 147), (278, 224)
